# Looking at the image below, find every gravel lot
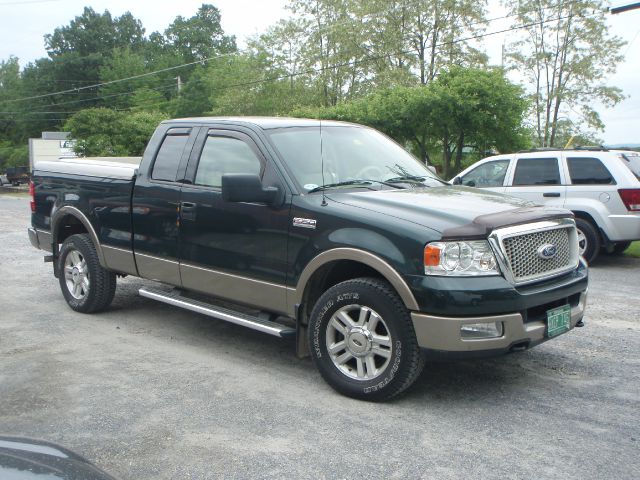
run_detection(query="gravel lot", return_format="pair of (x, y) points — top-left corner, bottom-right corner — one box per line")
(1, 193), (639, 479)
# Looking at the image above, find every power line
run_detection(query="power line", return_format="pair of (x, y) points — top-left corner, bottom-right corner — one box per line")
(5, 8), (600, 118)
(123, 9), (602, 113)
(1, 0), (584, 107)
(610, 2), (640, 14)
(0, 0), (65, 6)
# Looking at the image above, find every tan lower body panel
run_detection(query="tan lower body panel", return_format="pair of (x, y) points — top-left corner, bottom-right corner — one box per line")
(135, 252), (181, 286)
(411, 291), (587, 351)
(102, 245), (138, 275)
(180, 262), (289, 316)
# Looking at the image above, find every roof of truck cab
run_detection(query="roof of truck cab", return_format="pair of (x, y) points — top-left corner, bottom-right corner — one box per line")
(163, 116), (361, 129)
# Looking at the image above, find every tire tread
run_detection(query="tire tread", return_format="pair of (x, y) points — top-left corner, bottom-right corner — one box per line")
(58, 234), (116, 313)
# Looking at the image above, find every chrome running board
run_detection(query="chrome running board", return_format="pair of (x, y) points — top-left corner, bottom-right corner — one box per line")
(139, 287), (295, 338)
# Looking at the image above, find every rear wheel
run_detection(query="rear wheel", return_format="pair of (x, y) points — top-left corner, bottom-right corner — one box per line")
(308, 277), (425, 401)
(575, 218), (600, 264)
(58, 234), (116, 313)
(611, 241), (631, 255)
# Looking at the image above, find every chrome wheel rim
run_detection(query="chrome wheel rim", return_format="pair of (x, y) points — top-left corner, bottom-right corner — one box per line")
(325, 305), (392, 381)
(577, 228), (587, 256)
(64, 250), (89, 300)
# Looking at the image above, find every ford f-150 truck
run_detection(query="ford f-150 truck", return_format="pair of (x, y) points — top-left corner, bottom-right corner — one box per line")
(28, 117), (588, 400)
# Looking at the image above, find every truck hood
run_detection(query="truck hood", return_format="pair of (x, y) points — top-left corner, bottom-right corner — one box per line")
(327, 186), (572, 237)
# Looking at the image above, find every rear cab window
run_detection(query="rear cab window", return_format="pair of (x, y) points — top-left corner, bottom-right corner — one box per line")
(567, 157), (615, 185)
(512, 158), (561, 185)
(151, 129), (191, 181)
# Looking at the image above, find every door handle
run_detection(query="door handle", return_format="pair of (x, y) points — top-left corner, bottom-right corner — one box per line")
(543, 192), (561, 197)
(180, 202), (197, 221)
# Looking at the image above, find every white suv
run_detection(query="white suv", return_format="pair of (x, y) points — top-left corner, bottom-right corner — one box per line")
(451, 148), (640, 263)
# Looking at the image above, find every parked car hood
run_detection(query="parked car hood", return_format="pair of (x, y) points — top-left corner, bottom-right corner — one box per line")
(0, 436), (117, 480)
(327, 186), (572, 237)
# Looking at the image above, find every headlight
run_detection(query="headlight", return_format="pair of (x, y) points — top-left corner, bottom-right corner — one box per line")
(424, 240), (499, 276)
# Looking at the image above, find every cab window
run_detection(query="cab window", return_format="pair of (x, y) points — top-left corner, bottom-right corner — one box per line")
(460, 160), (509, 187)
(194, 136), (262, 188)
(567, 157), (615, 185)
(151, 133), (190, 182)
(512, 158), (561, 186)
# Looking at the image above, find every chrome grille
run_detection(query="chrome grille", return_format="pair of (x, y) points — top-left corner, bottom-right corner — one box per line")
(491, 219), (579, 285)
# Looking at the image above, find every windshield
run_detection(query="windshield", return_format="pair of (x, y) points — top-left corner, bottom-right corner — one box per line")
(266, 125), (443, 191)
(620, 151), (640, 181)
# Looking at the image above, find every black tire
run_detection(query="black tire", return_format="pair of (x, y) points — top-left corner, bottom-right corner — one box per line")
(575, 218), (600, 264)
(308, 277), (425, 401)
(58, 234), (116, 313)
(612, 241), (631, 255)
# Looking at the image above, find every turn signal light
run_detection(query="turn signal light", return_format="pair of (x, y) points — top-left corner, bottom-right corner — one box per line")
(618, 189), (640, 211)
(424, 244), (441, 266)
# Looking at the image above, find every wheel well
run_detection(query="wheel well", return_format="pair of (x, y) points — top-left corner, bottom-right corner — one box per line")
(55, 214), (88, 246)
(572, 211), (604, 241)
(301, 260), (385, 324)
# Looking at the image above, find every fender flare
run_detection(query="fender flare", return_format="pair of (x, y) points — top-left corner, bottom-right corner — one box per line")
(293, 248), (419, 312)
(51, 206), (107, 267)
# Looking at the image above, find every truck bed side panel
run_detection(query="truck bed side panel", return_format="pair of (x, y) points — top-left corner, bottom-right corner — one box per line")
(32, 171), (137, 274)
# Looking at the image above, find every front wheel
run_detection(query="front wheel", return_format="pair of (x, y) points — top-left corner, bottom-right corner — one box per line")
(58, 234), (116, 313)
(575, 218), (600, 264)
(308, 277), (425, 401)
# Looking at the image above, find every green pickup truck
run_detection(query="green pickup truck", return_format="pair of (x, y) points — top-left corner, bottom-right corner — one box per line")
(28, 117), (588, 400)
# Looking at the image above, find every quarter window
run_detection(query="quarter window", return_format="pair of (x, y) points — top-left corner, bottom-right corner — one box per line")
(620, 153), (640, 181)
(512, 158), (561, 186)
(151, 133), (189, 181)
(567, 157), (615, 185)
(460, 160), (510, 187)
(195, 136), (262, 188)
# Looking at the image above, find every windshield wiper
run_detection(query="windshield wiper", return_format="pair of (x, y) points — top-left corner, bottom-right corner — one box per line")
(308, 179), (402, 193)
(385, 175), (447, 186)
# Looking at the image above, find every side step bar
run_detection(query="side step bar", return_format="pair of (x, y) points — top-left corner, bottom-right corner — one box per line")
(139, 287), (295, 338)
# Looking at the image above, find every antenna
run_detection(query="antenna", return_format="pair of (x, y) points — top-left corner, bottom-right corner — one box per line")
(319, 118), (328, 207)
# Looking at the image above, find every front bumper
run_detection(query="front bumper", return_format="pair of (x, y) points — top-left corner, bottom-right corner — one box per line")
(411, 290), (587, 354)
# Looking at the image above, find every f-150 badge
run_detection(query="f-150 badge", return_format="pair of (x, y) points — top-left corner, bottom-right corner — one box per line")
(293, 217), (317, 229)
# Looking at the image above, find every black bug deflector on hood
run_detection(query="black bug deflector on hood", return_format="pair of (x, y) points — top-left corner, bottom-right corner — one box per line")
(441, 206), (574, 240)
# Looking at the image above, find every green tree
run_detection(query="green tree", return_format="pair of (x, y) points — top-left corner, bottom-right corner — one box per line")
(504, 0), (626, 147)
(0, 57), (22, 142)
(45, 8), (145, 56)
(296, 67), (529, 177)
(64, 108), (167, 156)
(360, 0), (488, 84)
(431, 67), (529, 176)
(165, 4), (237, 63)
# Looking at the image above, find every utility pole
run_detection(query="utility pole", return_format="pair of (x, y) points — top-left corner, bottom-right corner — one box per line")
(176, 76), (182, 94)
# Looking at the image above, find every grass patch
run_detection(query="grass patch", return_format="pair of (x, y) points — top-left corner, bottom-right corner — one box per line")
(624, 241), (640, 258)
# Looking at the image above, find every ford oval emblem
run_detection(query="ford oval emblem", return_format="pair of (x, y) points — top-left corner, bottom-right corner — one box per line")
(537, 243), (557, 260)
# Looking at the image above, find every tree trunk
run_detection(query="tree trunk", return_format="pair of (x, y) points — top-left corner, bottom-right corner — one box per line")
(441, 132), (451, 178)
(454, 131), (464, 173)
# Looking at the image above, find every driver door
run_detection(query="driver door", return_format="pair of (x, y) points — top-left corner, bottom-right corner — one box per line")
(178, 128), (291, 314)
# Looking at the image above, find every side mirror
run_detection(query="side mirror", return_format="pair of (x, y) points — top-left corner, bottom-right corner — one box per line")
(452, 176), (462, 185)
(221, 174), (278, 205)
